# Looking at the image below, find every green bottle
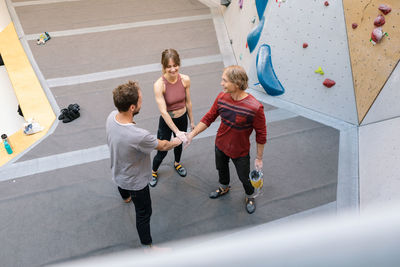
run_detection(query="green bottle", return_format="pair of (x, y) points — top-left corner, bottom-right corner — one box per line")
(1, 134), (13, 154)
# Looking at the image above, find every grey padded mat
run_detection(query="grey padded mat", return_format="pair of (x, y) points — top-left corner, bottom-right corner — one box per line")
(16, 0), (210, 34)
(28, 19), (220, 78)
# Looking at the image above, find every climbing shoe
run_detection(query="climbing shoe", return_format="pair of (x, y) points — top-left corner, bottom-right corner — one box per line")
(149, 171), (158, 187)
(209, 186), (230, 199)
(174, 163), (187, 177)
(123, 196), (131, 203)
(245, 197), (256, 214)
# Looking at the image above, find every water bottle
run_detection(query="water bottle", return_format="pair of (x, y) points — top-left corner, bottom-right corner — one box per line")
(249, 169), (264, 197)
(1, 134), (13, 154)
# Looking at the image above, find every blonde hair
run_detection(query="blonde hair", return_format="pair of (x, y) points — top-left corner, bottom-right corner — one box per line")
(223, 65), (248, 91)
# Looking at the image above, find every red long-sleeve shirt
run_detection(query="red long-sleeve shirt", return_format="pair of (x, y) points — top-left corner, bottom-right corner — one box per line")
(201, 92), (267, 158)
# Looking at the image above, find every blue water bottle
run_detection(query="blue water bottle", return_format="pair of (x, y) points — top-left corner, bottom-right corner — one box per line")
(1, 134), (13, 154)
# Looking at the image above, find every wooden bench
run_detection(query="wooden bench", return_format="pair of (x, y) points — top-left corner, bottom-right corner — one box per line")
(0, 23), (56, 166)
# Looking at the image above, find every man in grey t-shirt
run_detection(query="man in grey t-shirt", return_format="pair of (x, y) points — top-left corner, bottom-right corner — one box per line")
(106, 81), (182, 247)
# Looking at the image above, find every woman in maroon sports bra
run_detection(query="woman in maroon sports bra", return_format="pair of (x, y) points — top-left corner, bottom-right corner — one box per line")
(150, 49), (195, 187)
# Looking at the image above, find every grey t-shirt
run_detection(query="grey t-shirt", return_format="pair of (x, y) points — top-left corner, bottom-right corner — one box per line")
(106, 110), (158, 191)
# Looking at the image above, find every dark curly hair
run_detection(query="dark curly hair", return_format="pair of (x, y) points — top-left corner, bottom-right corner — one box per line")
(112, 80), (140, 112)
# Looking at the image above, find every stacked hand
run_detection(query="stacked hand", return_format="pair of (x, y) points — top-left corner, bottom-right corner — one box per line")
(171, 137), (183, 146)
(176, 131), (188, 144)
(183, 132), (194, 149)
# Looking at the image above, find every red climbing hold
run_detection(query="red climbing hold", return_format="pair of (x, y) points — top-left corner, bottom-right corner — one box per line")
(303, 43), (308, 48)
(378, 4), (391, 15)
(352, 23), (358, 29)
(374, 15), (385, 27)
(371, 27), (384, 43)
(246, 42), (248, 48)
(324, 1), (329, 6)
(323, 79), (335, 88)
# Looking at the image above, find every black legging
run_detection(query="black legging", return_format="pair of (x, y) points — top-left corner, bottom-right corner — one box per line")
(152, 112), (188, 171)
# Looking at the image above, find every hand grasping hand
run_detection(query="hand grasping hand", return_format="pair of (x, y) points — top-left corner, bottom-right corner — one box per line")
(175, 131), (188, 143)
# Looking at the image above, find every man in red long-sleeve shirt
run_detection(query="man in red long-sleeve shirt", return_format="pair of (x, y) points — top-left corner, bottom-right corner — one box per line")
(187, 65), (267, 214)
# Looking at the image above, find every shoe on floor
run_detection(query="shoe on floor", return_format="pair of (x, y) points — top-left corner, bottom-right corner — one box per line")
(62, 103), (80, 123)
(149, 171), (158, 187)
(245, 197), (256, 214)
(62, 109), (80, 123)
(209, 186), (230, 199)
(58, 108), (68, 120)
(174, 163), (187, 177)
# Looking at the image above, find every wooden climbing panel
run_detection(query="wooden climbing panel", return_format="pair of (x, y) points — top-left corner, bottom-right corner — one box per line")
(343, 0), (400, 123)
(0, 23), (55, 166)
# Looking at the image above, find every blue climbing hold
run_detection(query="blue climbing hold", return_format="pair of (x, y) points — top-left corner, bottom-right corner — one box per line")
(256, 0), (269, 20)
(256, 44), (285, 96)
(247, 16), (265, 53)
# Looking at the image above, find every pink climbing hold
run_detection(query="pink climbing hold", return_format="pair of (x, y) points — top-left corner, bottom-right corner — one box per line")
(352, 23), (358, 29)
(323, 79), (335, 88)
(239, 0), (243, 9)
(374, 15), (385, 27)
(378, 4), (391, 15)
(324, 1), (329, 6)
(303, 43), (308, 48)
(371, 27), (384, 43)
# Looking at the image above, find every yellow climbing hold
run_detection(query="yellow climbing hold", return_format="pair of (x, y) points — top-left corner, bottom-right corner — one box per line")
(315, 67), (324, 75)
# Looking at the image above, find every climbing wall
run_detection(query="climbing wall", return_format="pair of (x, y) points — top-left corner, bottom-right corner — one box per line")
(362, 63), (400, 125)
(343, 0), (400, 124)
(223, 0), (358, 124)
(359, 116), (400, 211)
(221, 0), (257, 70)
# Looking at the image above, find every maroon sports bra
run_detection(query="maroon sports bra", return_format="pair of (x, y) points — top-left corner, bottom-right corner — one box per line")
(163, 74), (186, 111)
